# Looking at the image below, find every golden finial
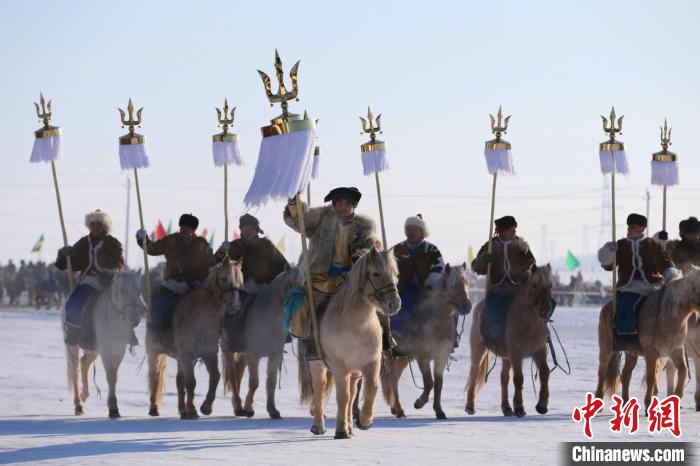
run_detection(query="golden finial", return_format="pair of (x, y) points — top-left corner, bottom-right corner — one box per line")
(118, 98), (143, 136)
(216, 98), (236, 135)
(257, 49), (300, 119)
(489, 105), (511, 143)
(360, 107), (383, 143)
(34, 93), (53, 128)
(660, 118), (672, 152)
(601, 106), (624, 143)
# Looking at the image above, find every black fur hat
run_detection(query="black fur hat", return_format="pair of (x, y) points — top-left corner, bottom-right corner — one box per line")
(680, 216), (700, 235)
(324, 187), (362, 207)
(495, 215), (517, 232)
(179, 213), (199, 230)
(626, 213), (647, 228)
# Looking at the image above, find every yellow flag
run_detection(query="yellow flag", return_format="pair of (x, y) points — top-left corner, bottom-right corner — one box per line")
(276, 235), (286, 254)
(467, 244), (474, 264)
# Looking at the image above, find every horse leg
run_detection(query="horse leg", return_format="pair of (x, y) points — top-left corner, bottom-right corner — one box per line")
(199, 351), (220, 416)
(176, 363), (186, 416)
(242, 355), (259, 418)
(432, 357), (448, 419)
(80, 350), (99, 403)
(466, 333), (487, 414)
(358, 360), (380, 431)
(265, 351), (283, 419)
(231, 354), (247, 416)
(102, 351), (125, 419)
(309, 361), (327, 435)
(533, 348), (549, 414)
(664, 359), (677, 397)
(670, 348), (688, 400)
(347, 375), (360, 436)
(620, 352), (638, 403)
(352, 378), (362, 421)
(691, 350), (700, 411)
(500, 358), (514, 416)
(511, 356), (526, 417)
(643, 354), (659, 410)
(147, 349), (167, 416)
(413, 358), (433, 409)
(391, 356), (409, 418)
(334, 372), (352, 439)
(180, 354), (199, 420)
(66, 344), (83, 415)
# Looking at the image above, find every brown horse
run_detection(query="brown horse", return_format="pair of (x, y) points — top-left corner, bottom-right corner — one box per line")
(299, 247), (401, 439)
(221, 265), (305, 419)
(381, 263), (472, 419)
(147, 258), (243, 419)
(664, 315), (700, 409)
(596, 268), (700, 409)
(466, 264), (553, 417)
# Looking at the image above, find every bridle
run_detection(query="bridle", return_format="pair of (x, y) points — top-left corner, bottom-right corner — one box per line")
(364, 273), (398, 302)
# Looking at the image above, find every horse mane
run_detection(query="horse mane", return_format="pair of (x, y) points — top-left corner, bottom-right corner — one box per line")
(655, 268), (700, 319)
(331, 249), (398, 311)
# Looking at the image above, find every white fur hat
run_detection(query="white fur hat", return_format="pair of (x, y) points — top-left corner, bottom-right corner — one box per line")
(85, 209), (112, 234)
(405, 213), (429, 237)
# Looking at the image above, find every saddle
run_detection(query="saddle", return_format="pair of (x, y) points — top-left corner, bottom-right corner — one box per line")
(612, 291), (644, 352)
(65, 290), (103, 351)
(480, 291), (515, 350)
(223, 291), (257, 353)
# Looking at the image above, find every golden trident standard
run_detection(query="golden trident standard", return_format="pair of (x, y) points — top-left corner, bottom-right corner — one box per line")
(118, 98), (151, 314)
(653, 119), (676, 236)
(485, 106), (511, 274)
(214, 98), (237, 240)
(33, 93), (74, 290)
(360, 107), (388, 249)
(257, 51), (322, 359)
(600, 106), (624, 317)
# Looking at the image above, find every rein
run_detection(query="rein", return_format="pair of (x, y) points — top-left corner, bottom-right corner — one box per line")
(364, 273), (397, 301)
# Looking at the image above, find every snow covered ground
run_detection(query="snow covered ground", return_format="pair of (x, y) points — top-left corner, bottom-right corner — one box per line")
(0, 306), (697, 465)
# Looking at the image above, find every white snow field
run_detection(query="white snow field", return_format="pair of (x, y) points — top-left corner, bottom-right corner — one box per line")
(0, 306), (697, 465)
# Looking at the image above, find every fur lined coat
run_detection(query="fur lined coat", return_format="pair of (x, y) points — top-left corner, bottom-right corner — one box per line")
(56, 234), (124, 273)
(138, 233), (215, 286)
(225, 236), (288, 285)
(667, 239), (700, 274)
(283, 201), (378, 275)
(598, 236), (673, 287)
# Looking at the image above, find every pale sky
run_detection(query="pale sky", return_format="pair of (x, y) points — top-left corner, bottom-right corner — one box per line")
(1, 0), (699, 279)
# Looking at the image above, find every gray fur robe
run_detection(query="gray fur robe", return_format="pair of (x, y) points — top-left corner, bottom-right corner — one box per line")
(283, 202), (378, 275)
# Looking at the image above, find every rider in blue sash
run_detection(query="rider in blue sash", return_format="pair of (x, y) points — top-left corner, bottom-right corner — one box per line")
(598, 213), (678, 348)
(472, 216), (536, 348)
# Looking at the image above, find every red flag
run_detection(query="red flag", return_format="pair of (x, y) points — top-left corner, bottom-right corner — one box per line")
(201, 228), (208, 240)
(155, 220), (167, 240)
(232, 230), (240, 240)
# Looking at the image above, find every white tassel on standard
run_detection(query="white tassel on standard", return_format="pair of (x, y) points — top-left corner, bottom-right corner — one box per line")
(360, 107), (389, 177)
(650, 120), (679, 187)
(119, 143), (149, 170)
(361, 148), (389, 176)
(244, 125), (316, 207)
(598, 149), (629, 175)
(311, 146), (321, 179)
(212, 139), (243, 167)
(484, 148), (514, 175)
(31, 133), (61, 163)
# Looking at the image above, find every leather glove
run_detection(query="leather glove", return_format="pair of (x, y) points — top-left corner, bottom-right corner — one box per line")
(136, 229), (148, 242)
(605, 241), (618, 252)
(658, 231), (669, 241)
(59, 246), (72, 257)
(219, 241), (230, 253)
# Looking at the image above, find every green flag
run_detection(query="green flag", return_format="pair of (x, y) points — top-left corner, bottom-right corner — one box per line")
(566, 250), (580, 271)
(166, 220), (172, 234)
(31, 234), (45, 253)
(467, 244), (475, 264)
(208, 230), (215, 248)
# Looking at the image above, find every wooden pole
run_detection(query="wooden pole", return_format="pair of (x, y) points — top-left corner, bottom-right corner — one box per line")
(662, 185), (668, 232)
(307, 182), (311, 206)
(133, 168), (152, 318)
(51, 160), (74, 291)
(374, 171), (388, 250)
(295, 193), (323, 359)
(485, 172), (498, 283)
(224, 164), (229, 240)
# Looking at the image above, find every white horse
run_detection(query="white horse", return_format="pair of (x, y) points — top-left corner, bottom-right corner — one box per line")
(66, 271), (147, 418)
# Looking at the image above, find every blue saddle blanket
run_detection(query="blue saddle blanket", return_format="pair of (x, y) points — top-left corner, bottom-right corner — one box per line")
(613, 291), (642, 336)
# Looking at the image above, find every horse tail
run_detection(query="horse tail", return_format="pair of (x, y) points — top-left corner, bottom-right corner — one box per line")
(640, 357), (665, 396)
(221, 350), (235, 395)
(477, 351), (490, 390)
(298, 342), (315, 405)
(604, 351), (621, 397)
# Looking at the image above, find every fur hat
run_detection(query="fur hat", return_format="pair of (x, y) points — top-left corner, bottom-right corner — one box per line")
(85, 209), (112, 234)
(324, 187), (362, 207)
(626, 213), (647, 228)
(239, 214), (263, 234)
(680, 216), (700, 235)
(405, 213), (429, 237)
(495, 215), (517, 232)
(179, 213), (199, 230)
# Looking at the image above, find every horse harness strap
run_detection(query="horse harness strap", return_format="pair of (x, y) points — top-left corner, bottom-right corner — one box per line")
(364, 274), (397, 301)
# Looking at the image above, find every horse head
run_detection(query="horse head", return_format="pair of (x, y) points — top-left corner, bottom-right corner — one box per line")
(680, 265), (700, 311)
(110, 271), (148, 321)
(528, 264), (553, 320)
(362, 246), (401, 316)
(287, 263), (306, 290)
(439, 262), (472, 316)
(217, 257), (244, 315)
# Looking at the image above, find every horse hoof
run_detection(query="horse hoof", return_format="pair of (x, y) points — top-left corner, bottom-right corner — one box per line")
(515, 407), (527, 418)
(535, 404), (548, 415)
(334, 431), (351, 440)
(108, 408), (121, 419)
(435, 411), (447, 420)
(414, 400), (426, 410)
(148, 407), (159, 417)
(395, 410), (406, 419)
(310, 425), (326, 435)
(268, 410), (282, 420)
(696, 404), (700, 412)
(465, 405), (475, 415)
(234, 408), (246, 417)
(355, 419), (373, 430)
(200, 405), (212, 416)
(502, 407), (515, 417)
(180, 410), (199, 420)
(75, 406), (84, 416)
(243, 409), (254, 418)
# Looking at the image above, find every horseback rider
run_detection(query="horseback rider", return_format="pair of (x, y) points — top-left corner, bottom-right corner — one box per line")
(56, 209), (129, 347)
(283, 186), (385, 360)
(391, 214), (447, 346)
(665, 216), (700, 274)
(598, 213), (678, 346)
(471, 215), (536, 347)
(215, 213), (289, 352)
(136, 213), (215, 352)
